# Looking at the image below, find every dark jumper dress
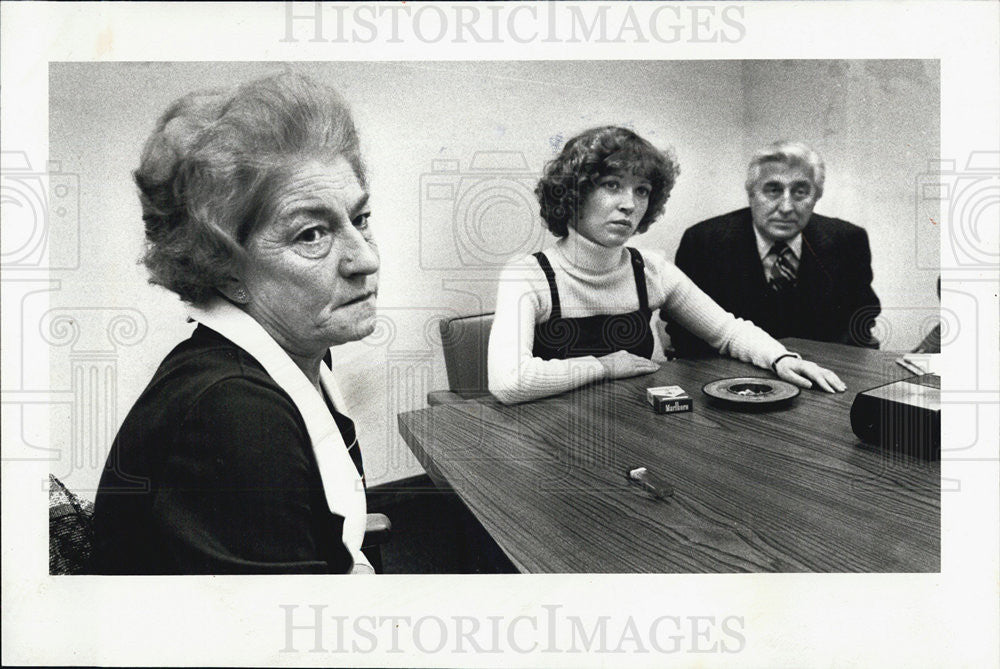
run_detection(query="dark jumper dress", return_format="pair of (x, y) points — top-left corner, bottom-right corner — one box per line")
(531, 247), (655, 361)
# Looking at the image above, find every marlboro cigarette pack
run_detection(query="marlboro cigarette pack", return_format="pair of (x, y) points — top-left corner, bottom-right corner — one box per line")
(646, 385), (694, 414)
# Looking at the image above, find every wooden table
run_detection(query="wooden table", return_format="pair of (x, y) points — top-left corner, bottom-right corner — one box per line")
(397, 339), (940, 573)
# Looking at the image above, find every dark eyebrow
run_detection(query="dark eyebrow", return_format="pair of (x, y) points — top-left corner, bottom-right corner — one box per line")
(763, 179), (810, 187)
(351, 192), (371, 216)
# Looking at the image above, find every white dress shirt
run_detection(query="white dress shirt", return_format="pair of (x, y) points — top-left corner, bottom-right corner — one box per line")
(755, 228), (802, 278)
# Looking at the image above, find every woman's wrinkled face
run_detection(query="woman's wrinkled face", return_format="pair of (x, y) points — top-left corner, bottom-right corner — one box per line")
(574, 170), (651, 248)
(240, 156), (379, 357)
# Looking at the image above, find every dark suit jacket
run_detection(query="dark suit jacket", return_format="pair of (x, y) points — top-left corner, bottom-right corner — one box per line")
(91, 325), (362, 574)
(667, 207), (880, 356)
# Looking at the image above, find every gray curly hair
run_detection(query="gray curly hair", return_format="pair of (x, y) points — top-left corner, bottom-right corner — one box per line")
(135, 71), (365, 304)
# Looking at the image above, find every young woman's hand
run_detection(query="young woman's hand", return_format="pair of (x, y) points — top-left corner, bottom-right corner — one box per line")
(774, 356), (847, 393)
(598, 351), (660, 379)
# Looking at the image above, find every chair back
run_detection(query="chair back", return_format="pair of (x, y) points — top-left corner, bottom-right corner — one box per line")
(49, 475), (94, 574)
(438, 313), (494, 399)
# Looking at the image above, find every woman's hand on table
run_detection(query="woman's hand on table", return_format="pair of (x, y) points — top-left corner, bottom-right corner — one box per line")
(774, 356), (847, 393)
(598, 351), (660, 379)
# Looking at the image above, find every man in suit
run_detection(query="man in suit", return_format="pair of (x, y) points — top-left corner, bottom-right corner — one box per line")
(668, 141), (880, 357)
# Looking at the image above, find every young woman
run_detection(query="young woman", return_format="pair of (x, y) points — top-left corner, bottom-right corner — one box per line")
(487, 126), (845, 404)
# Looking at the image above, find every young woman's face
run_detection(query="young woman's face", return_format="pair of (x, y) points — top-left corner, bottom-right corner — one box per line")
(574, 171), (651, 248)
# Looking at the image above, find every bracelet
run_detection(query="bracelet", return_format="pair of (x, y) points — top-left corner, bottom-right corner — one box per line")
(771, 352), (801, 373)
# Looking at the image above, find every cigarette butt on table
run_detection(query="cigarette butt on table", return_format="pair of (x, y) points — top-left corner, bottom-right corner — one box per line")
(895, 356), (926, 375)
(646, 385), (693, 414)
(626, 466), (674, 499)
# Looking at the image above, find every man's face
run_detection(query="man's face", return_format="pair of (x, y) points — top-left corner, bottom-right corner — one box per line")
(748, 161), (819, 243)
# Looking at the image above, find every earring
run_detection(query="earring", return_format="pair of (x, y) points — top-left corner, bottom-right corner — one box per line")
(234, 287), (249, 303)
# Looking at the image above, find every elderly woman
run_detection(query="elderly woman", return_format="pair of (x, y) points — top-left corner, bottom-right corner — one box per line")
(91, 72), (379, 574)
(488, 126), (846, 404)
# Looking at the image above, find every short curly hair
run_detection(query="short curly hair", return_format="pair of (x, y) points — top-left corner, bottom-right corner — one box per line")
(135, 71), (365, 304)
(535, 126), (679, 238)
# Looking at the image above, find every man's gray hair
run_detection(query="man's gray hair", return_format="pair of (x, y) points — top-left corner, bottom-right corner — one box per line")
(745, 141), (826, 198)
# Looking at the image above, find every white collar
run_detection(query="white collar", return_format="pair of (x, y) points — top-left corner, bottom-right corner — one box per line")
(187, 296), (369, 569)
(754, 226), (802, 260)
(554, 226), (629, 272)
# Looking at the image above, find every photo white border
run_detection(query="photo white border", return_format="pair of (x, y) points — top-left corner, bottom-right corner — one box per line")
(2, 2), (998, 667)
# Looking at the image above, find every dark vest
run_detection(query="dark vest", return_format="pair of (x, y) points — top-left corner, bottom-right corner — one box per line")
(532, 247), (655, 360)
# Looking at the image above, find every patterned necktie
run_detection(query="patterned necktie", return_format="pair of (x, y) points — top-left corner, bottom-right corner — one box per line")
(768, 242), (799, 292)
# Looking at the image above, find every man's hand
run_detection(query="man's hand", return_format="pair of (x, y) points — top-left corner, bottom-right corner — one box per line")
(774, 356), (847, 393)
(598, 351), (660, 379)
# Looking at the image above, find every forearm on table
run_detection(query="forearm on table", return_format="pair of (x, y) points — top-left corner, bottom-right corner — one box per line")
(488, 279), (605, 403)
(662, 273), (787, 370)
(487, 306), (605, 403)
(489, 351), (605, 404)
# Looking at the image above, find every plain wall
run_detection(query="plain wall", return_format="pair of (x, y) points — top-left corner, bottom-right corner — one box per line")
(46, 60), (939, 496)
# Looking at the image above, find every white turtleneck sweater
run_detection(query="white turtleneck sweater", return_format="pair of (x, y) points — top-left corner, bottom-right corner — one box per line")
(487, 227), (789, 404)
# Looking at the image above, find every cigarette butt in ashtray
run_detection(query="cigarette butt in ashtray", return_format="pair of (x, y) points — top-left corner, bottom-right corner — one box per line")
(646, 385), (693, 414)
